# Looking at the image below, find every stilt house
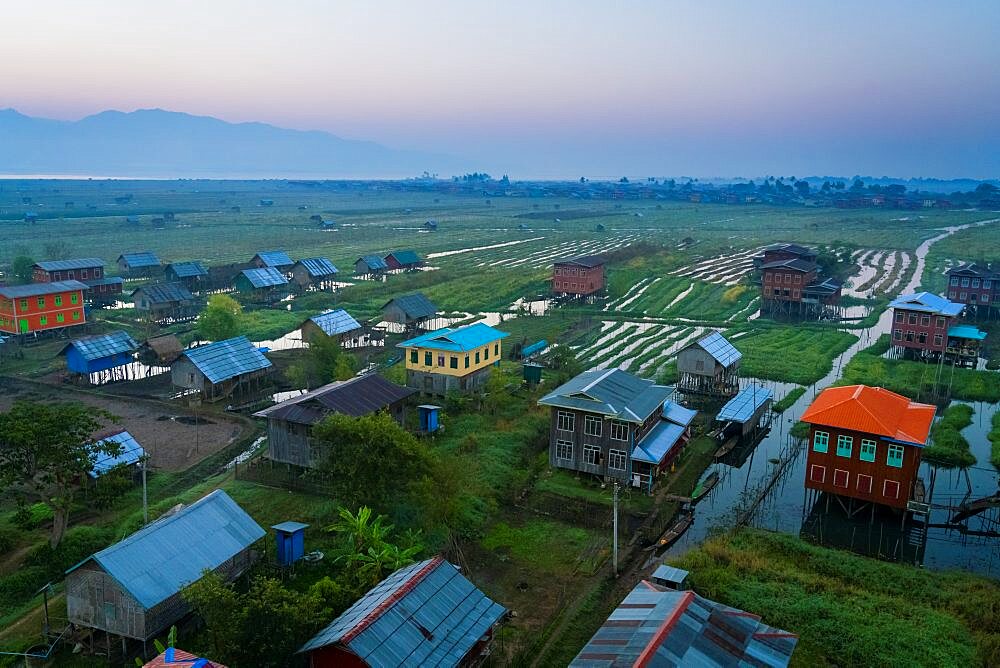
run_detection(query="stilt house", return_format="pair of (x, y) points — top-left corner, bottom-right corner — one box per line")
(171, 336), (272, 400)
(61, 331), (139, 382)
(0, 281), (88, 335)
(384, 250), (424, 271)
(234, 267), (288, 301)
(354, 254), (389, 277)
(291, 257), (338, 289)
(398, 322), (509, 394)
(381, 292), (439, 330)
(301, 308), (363, 347)
(130, 283), (197, 322)
(164, 261), (209, 289)
(676, 331), (742, 397)
(552, 255), (606, 297)
(116, 251), (162, 277)
(250, 250), (294, 274)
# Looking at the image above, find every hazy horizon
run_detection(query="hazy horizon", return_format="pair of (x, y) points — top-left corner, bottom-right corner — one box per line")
(2, 1), (999, 179)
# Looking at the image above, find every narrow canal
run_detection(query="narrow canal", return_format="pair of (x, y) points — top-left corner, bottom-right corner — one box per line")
(669, 219), (1000, 577)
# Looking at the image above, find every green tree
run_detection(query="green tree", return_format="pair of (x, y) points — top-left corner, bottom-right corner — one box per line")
(326, 506), (423, 588)
(0, 401), (118, 547)
(313, 413), (433, 510)
(197, 294), (243, 341)
(10, 255), (35, 284)
(794, 180), (811, 196)
(287, 332), (356, 389)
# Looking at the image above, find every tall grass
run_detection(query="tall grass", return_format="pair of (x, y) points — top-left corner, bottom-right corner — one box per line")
(924, 404), (975, 468)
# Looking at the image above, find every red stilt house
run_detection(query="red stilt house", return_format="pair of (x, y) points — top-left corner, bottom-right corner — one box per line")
(553, 255), (605, 297)
(800, 385), (934, 511)
(0, 281), (88, 335)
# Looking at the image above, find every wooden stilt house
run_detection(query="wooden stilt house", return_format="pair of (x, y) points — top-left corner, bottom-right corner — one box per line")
(301, 309), (364, 347)
(130, 282), (198, 323)
(234, 267), (288, 302)
(291, 257), (339, 290)
(171, 336), (272, 401)
(60, 331), (140, 384)
(676, 331), (742, 397)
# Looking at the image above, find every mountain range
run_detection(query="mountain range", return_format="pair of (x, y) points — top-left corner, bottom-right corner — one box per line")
(0, 108), (458, 178)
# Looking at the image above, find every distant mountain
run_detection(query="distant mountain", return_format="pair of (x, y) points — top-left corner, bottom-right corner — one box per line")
(0, 108), (459, 178)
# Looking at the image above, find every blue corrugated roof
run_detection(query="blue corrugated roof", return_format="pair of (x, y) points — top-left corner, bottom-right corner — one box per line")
(166, 261), (208, 278)
(34, 257), (104, 271)
(889, 292), (964, 316)
(383, 293), (439, 320)
(0, 280), (89, 299)
(118, 251), (161, 268)
(307, 309), (361, 336)
(90, 431), (146, 477)
(182, 336), (272, 384)
(299, 556), (506, 664)
(131, 282), (194, 304)
(297, 257), (338, 277)
(253, 250), (293, 267)
(65, 490), (264, 610)
(398, 322), (509, 353)
(538, 368), (674, 423)
(357, 255), (389, 271)
(948, 324), (987, 341)
(272, 521), (309, 533)
(663, 401), (697, 427)
(632, 420), (686, 464)
(717, 384), (773, 424)
(692, 331), (742, 367)
(521, 339), (548, 358)
(239, 267), (288, 288)
(84, 276), (124, 288)
(386, 250), (422, 265)
(62, 331), (139, 362)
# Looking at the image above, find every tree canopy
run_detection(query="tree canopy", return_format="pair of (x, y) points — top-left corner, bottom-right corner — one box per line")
(10, 255), (35, 284)
(198, 293), (244, 341)
(287, 332), (356, 389)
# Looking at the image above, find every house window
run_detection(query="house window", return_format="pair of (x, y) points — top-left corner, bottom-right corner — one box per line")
(917, 332), (927, 344)
(961, 278), (970, 287)
(555, 440), (573, 460)
(54, 295), (62, 306)
(773, 274), (781, 283)
(920, 314), (930, 326)
(410, 350), (418, 364)
(960, 292), (967, 300)
(583, 444), (601, 466)
(610, 421), (629, 441)
(984, 295), (990, 303)
(887, 444), (904, 468)
(608, 449), (627, 471)
(71, 293), (78, 304)
(857, 474), (873, 494)
(883, 480), (900, 499)
(812, 431), (829, 453)
(764, 273), (771, 283)
(907, 313), (917, 325)
(934, 334), (943, 347)
(860, 439), (876, 462)
(950, 277), (959, 286)
(483, 346), (489, 360)
(465, 355), (470, 368)
(557, 411), (575, 431)
(794, 274), (801, 284)
(893, 329), (902, 340)
(67, 270), (75, 279)
(936, 317), (945, 328)
(833, 469), (849, 488)
(56, 313), (64, 323)
(555, 268), (562, 276)
(494, 343), (499, 356)
(584, 415), (602, 437)
(836, 435), (853, 457)
(894, 312), (904, 323)
(475, 351), (480, 364)
(72, 311), (80, 320)
(37, 297), (45, 308)
(39, 316), (47, 326)
(985, 279), (993, 289)
(972, 278), (981, 288)
(905, 331), (914, 342)
(450, 356), (458, 369)
(424, 351), (432, 366)
(437, 355), (445, 367)
(809, 464), (826, 483)
(695, 360), (705, 371)
(81, 269), (88, 279)
(784, 274), (791, 283)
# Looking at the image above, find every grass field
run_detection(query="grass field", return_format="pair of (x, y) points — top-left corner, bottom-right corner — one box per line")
(733, 326), (858, 385)
(673, 529), (1000, 667)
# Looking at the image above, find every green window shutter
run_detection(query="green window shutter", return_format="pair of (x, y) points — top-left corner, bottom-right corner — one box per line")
(424, 351), (432, 366)
(836, 435), (853, 458)
(409, 349), (417, 364)
(812, 431), (828, 453)
(887, 444), (904, 468)
(860, 439), (876, 463)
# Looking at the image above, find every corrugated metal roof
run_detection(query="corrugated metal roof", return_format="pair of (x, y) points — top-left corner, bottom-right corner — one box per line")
(662, 401), (697, 427)
(182, 336), (272, 384)
(253, 250), (294, 267)
(358, 254), (390, 271)
(383, 292), (438, 320)
(84, 276), (124, 288)
(948, 324), (987, 341)
(296, 257), (339, 277)
(570, 581), (797, 667)
(34, 257), (104, 271)
(307, 309), (362, 337)
(889, 292), (964, 316)
(759, 258), (815, 272)
(651, 564), (689, 586)
(690, 331), (742, 367)
(398, 322), (509, 353)
(538, 369), (674, 423)
(165, 261), (208, 278)
(65, 489), (265, 610)
(143, 648), (227, 668)
(90, 430), (146, 477)
(800, 385), (935, 446)
(239, 267), (288, 288)
(556, 255), (605, 268)
(62, 330), (138, 362)
(521, 339), (548, 358)
(299, 556), (506, 665)
(254, 373), (415, 424)
(118, 251), (161, 268)
(717, 384), (773, 424)
(131, 282), (194, 304)
(0, 280), (89, 298)
(632, 420), (686, 465)
(386, 250), (422, 265)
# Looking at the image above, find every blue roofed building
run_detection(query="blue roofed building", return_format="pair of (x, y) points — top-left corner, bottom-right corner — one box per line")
(251, 249), (294, 272)
(117, 251), (162, 276)
(717, 383), (773, 440)
(302, 308), (363, 346)
(677, 330), (742, 398)
(89, 430), (146, 478)
(291, 257), (339, 289)
(61, 330), (139, 381)
(164, 261), (209, 288)
(889, 292), (969, 362)
(384, 249), (424, 271)
(538, 368), (697, 490)
(397, 322), (509, 394)
(171, 336), (272, 401)
(354, 254), (389, 276)
(65, 489), (264, 640)
(234, 267), (289, 301)
(131, 282), (198, 322)
(299, 556), (506, 668)
(571, 580), (797, 667)
(381, 292), (439, 327)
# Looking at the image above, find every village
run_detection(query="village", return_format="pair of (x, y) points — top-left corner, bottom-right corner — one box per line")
(1, 180), (999, 668)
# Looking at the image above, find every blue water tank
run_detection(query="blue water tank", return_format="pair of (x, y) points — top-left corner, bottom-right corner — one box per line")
(418, 404), (441, 433)
(272, 521), (309, 566)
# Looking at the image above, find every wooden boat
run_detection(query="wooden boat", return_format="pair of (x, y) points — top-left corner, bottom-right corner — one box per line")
(691, 471), (720, 504)
(714, 435), (738, 459)
(656, 510), (694, 549)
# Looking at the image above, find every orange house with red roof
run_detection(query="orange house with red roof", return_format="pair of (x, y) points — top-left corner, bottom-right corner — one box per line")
(800, 385), (935, 510)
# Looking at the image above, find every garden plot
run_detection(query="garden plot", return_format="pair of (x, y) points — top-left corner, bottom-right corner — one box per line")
(669, 247), (762, 285)
(470, 234), (645, 269)
(845, 249), (915, 297)
(613, 276), (756, 321)
(606, 277), (660, 311)
(571, 321), (709, 378)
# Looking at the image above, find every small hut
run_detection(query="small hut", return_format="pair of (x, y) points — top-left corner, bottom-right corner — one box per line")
(381, 292), (439, 330)
(234, 267), (288, 302)
(354, 254), (389, 277)
(164, 261), (209, 289)
(676, 331), (742, 398)
(139, 334), (183, 367)
(384, 250), (424, 272)
(65, 490), (264, 641)
(131, 283), (197, 323)
(250, 250), (294, 273)
(61, 331), (139, 384)
(291, 258), (339, 290)
(89, 430), (146, 479)
(171, 336), (272, 401)
(301, 309), (364, 347)
(116, 251), (162, 277)
(716, 383), (773, 443)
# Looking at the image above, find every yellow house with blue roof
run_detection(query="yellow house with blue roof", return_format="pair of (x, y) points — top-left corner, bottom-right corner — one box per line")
(397, 322), (509, 394)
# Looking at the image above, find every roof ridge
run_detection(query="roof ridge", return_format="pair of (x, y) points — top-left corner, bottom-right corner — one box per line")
(635, 590), (695, 668)
(95, 489), (224, 559)
(579, 368), (618, 394)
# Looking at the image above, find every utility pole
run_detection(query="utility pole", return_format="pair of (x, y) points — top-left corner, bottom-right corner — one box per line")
(142, 455), (149, 525)
(612, 481), (620, 576)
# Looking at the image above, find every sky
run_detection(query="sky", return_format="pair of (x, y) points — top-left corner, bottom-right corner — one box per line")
(2, 0), (999, 179)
